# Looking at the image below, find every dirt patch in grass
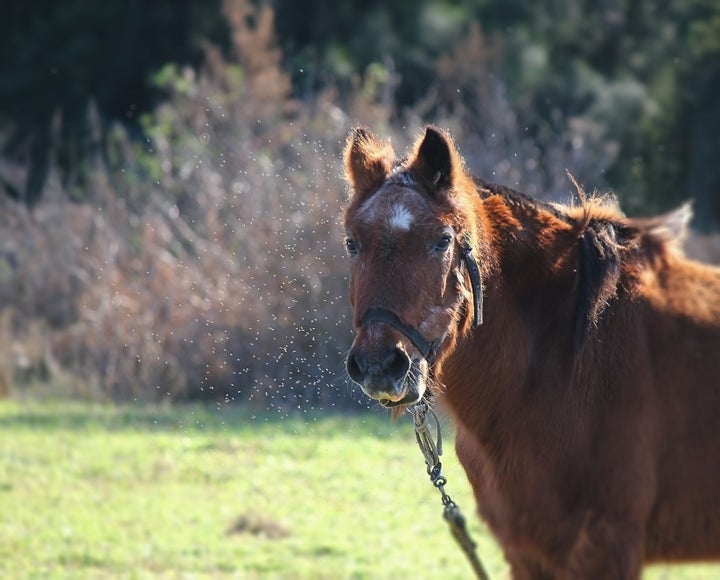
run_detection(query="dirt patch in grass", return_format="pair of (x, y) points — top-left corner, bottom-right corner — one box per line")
(227, 513), (291, 539)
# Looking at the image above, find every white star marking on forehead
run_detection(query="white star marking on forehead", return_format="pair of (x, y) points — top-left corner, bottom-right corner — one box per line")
(388, 202), (414, 231)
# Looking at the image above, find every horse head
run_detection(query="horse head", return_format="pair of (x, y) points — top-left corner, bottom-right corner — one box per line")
(342, 126), (485, 408)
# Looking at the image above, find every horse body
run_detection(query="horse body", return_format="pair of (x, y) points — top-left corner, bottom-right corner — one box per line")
(342, 126), (720, 579)
(443, 192), (720, 577)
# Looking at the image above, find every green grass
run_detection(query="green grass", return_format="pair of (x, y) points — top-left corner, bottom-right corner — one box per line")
(0, 400), (718, 579)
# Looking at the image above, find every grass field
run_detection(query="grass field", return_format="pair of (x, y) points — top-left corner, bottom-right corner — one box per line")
(1, 400), (718, 579)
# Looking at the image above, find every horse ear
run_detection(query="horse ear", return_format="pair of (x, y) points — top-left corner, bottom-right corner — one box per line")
(343, 127), (395, 197)
(410, 126), (460, 194)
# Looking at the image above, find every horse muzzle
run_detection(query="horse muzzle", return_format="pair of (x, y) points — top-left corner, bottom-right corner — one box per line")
(346, 345), (426, 407)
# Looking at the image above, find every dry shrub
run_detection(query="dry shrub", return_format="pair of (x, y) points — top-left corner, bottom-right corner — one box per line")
(0, 0), (363, 409)
(0, 107), (357, 407)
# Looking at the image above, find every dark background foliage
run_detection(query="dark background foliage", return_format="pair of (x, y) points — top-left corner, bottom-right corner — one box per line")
(0, 0), (230, 204)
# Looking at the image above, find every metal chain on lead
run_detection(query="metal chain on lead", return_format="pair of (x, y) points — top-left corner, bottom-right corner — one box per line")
(411, 399), (443, 477)
(409, 400), (490, 580)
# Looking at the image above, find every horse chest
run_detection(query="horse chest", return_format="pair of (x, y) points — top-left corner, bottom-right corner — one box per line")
(454, 425), (581, 559)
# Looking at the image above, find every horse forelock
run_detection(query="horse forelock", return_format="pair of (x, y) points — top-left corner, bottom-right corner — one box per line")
(348, 164), (475, 236)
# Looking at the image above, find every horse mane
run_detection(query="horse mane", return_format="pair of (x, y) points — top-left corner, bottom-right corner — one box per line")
(472, 176), (693, 351)
(564, 192), (692, 350)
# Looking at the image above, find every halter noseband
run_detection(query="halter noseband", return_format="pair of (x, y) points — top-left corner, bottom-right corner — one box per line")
(359, 241), (484, 361)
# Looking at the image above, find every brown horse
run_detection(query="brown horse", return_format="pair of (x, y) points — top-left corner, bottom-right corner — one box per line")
(341, 125), (720, 579)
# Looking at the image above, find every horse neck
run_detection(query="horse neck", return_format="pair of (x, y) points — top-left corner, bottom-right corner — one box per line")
(439, 194), (579, 426)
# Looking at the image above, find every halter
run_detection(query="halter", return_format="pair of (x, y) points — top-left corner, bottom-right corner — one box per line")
(359, 241), (484, 361)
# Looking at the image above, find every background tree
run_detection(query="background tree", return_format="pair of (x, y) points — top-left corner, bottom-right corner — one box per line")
(272, 0), (720, 226)
(0, 0), (228, 205)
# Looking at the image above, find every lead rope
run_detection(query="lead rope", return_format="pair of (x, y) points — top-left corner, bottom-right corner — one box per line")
(409, 400), (490, 580)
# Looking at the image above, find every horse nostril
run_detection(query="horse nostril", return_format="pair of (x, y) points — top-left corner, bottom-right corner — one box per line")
(347, 346), (411, 394)
(382, 347), (410, 383)
(346, 349), (368, 384)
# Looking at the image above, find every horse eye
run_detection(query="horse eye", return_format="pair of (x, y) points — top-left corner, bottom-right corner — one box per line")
(434, 234), (453, 252)
(345, 238), (359, 256)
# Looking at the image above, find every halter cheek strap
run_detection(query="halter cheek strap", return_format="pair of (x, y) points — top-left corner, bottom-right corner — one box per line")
(460, 242), (484, 327)
(358, 241), (484, 361)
